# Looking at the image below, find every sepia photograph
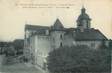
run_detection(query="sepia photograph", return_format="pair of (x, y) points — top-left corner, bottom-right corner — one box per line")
(0, 0), (112, 73)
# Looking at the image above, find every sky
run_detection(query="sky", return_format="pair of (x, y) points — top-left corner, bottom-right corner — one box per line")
(0, 0), (112, 41)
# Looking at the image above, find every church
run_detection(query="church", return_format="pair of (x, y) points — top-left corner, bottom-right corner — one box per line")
(24, 7), (108, 69)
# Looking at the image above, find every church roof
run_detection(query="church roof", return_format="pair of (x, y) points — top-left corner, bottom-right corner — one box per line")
(52, 19), (64, 29)
(78, 13), (91, 20)
(77, 7), (91, 21)
(25, 25), (50, 36)
(74, 29), (107, 41)
(31, 30), (47, 36)
(25, 24), (49, 31)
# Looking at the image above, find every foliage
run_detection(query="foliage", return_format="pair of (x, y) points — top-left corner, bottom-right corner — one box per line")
(47, 45), (111, 73)
(13, 40), (24, 55)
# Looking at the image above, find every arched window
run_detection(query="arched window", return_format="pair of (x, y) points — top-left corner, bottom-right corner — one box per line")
(60, 42), (63, 47)
(60, 34), (63, 39)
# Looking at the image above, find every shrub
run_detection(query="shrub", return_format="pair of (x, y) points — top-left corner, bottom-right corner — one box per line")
(47, 45), (111, 73)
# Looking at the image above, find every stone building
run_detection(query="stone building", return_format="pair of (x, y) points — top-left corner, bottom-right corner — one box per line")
(24, 7), (108, 69)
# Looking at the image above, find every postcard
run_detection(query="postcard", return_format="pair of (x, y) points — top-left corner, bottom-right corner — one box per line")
(0, 0), (111, 73)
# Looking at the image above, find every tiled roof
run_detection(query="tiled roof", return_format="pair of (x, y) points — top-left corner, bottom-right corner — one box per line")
(74, 29), (107, 41)
(25, 24), (49, 30)
(25, 24), (50, 36)
(52, 19), (64, 29)
(31, 30), (47, 36)
(25, 24), (108, 41)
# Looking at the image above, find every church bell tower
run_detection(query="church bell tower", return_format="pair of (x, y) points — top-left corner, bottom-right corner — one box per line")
(77, 7), (91, 31)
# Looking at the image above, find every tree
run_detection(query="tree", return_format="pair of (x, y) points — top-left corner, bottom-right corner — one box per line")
(13, 39), (24, 55)
(47, 45), (111, 73)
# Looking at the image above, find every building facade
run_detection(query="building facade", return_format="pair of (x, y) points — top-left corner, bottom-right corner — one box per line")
(24, 7), (108, 69)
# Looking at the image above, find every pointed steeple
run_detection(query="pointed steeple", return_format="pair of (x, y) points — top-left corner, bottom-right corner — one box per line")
(76, 7), (91, 30)
(53, 18), (64, 29)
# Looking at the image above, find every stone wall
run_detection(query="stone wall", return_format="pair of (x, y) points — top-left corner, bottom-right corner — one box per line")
(75, 41), (102, 49)
(30, 34), (51, 68)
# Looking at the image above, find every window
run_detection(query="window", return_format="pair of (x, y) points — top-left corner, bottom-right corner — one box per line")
(60, 34), (63, 39)
(60, 42), (63, 47)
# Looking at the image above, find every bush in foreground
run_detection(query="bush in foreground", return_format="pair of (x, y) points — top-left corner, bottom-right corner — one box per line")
(47, 45), (111, 73)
